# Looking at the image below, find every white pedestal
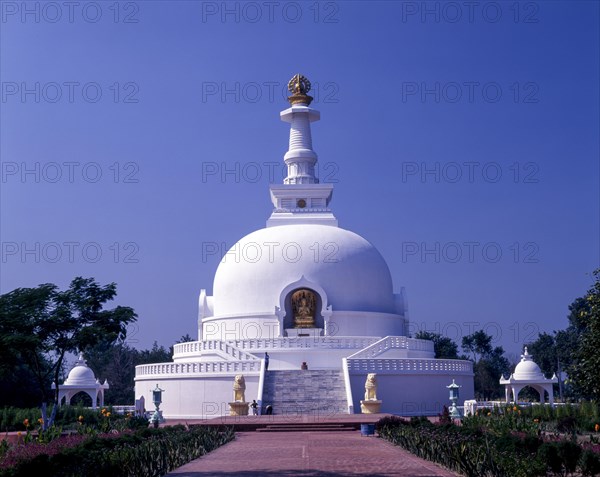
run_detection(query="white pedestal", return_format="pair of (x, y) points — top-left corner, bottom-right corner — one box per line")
(285, 328), (323, 338)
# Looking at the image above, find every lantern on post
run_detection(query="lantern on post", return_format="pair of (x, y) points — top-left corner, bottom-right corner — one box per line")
(151, 384), (165, 427)
(446, 379), (461, 419)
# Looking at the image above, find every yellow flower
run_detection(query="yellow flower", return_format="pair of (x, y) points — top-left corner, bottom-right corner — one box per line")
(595, 423), (599, 432)
(487, 412), (491, 416)
(513, 406), (518, 411)
(37, 418), (43, 424)
(78, 415), (84, 422)
(106, 412), (111, 417)
(534, 418), (539, 423)
(17, 432), (21, 437)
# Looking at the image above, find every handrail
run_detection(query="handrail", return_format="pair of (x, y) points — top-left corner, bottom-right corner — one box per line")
(172, 340), (259, 361)
(256, 359), (266, 415)
(346, 336), (433, 360)
(342, 358), (354, 414)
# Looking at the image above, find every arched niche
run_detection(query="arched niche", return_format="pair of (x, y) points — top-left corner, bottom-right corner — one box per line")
(284, 288), (323, 330)
(277, 276), (332, 336)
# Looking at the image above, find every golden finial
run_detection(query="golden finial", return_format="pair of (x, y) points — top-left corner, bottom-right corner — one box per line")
(287, 74), (313, 106)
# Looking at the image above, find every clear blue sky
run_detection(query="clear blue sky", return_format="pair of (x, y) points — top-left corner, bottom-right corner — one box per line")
(1, 1), (598, 362)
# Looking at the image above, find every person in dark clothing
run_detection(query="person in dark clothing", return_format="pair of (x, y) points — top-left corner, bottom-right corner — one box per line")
(265, 404), (273, 415)
(251, 400), (258, 415)
(265, 352), (270, 371)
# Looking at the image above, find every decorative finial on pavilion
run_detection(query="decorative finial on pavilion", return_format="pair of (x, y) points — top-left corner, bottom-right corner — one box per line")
(287, 74), (313, 106)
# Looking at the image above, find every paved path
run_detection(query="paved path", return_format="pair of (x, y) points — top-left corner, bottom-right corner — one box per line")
(165, 431), (459, 477)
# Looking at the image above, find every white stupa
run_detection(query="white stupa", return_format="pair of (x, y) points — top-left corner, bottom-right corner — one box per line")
(53, 352), (109, 409)
(500, 347), (557, 404)
(135, 74), (474, 418)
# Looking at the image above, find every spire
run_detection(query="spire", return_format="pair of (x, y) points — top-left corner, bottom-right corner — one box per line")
(280, 74), (320, 185)
(76, 352), (86, 366)
(267, 74), (337, 228)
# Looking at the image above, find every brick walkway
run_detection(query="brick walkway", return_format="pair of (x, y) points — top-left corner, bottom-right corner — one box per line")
(165, 431), (459, 477)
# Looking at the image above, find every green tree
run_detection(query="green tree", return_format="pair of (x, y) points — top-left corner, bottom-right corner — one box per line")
(526, 332), (557, 377)
(525, 281), (596, 400)
(568, 270), (600, 399)
(414, 331), (459, 359)
(462, 330), (510, 399)
(0, 277), (137, 426)
(137, 341), (172, 365)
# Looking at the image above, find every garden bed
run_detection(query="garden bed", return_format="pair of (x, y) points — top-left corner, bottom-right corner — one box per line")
(377, 405), (600, 477)
(0, 423), (234, 477)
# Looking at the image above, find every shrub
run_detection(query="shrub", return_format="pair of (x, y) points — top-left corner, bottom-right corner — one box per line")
(581, 450), (600, 477)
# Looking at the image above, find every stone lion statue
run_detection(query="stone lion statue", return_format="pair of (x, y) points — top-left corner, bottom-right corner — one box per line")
(364, 373), (377, 401)
(233, 374), (246, 402)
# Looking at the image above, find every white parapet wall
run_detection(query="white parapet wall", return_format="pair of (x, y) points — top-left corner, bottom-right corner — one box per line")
(135, 360), (262, 419)
(347, 358), (474, 416)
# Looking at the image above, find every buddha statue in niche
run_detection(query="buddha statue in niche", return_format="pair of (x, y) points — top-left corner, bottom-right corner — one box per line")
(292, 289), (316, 328)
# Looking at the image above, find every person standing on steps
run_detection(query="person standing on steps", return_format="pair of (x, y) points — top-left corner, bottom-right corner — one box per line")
(251, 400), (258, 415)
(265, 352), (270, 371)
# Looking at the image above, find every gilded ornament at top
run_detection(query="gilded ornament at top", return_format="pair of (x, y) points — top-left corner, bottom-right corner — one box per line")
(287, 74), (313, 106)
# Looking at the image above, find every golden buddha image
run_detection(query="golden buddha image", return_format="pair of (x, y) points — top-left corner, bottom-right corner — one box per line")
(292, 289), (316, 328)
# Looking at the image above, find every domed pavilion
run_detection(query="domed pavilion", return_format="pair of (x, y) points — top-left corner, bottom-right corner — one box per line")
(53, 353), (109, 409)
(134, 74), (474, 418)
(500, 347), (558, 404)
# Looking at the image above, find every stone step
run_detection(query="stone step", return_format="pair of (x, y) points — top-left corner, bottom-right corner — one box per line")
(256, 424), (355, 432)
(262, 369), (348, 416)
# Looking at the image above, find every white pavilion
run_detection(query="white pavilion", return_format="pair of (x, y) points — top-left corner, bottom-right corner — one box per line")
(134, 74), (474, 418)
(53, 352), (109, 409)
(500, 347), (558, 404)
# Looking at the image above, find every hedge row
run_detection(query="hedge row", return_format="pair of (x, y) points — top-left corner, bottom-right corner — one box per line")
(377, 416), (600, 477)
(0, 425), (235, 477)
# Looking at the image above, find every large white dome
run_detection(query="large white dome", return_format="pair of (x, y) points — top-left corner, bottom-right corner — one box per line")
(213, 224), (396, 317)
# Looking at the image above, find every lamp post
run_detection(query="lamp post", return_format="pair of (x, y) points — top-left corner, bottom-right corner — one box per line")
(446, 379), (461, 419)
(151, 384), (164, 428)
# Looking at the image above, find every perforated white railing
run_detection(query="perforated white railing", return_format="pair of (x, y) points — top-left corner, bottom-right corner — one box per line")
(172, 340), (258, 361)
(135, 360), (261, 378)
(346, 358), (472, 374)
(346, 336), (434, 360)
(229, 337), (379, 351)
